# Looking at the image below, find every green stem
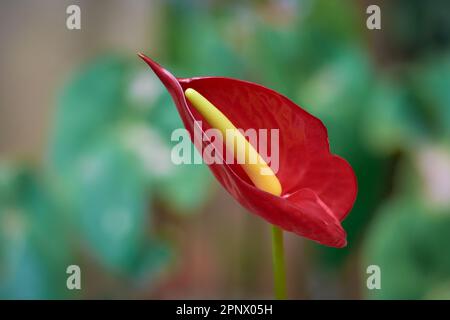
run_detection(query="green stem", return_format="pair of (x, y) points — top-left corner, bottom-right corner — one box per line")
(271, 225), (287, 299)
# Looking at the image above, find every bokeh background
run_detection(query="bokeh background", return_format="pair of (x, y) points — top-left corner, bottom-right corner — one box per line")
(1, 0), (450, 299)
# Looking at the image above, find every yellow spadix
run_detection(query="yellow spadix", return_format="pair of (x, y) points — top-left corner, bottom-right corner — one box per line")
(184, 88), (282, 196)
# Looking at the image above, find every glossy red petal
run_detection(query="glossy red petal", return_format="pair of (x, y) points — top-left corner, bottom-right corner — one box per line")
(139, 54), (357, 248)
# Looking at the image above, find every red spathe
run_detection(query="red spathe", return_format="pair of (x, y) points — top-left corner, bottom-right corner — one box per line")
(139, 54), (358, 248)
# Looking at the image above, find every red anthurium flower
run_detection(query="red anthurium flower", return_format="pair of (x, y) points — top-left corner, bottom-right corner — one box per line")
(139, 54), (357, 248)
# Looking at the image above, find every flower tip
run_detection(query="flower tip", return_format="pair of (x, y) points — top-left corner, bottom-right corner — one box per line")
(137, 52), (147, 60)
(136, 52), (158, 68)
(137, 54), (179, 93)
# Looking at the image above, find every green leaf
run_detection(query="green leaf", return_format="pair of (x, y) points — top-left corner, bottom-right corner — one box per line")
(157, 163), (213, 214)
(126, 239), (172, 285)
(0, 165), (72, 299)
(362, 196), (450, 299)
(362, 80), (425, 154)
(412, 55), (450, 140)
(148, 93), (184, 138)
(50, 55), (131, 172)
(71, 137), (149, 272)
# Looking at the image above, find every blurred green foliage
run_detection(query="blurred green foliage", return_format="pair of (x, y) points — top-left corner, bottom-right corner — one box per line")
(0, 53), (212, 297)
(0, 166), (71, 298)
(1, 0), (450, 299)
